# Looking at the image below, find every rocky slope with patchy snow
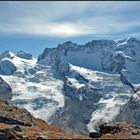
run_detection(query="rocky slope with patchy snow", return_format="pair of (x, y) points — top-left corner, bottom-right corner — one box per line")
(37, 37), (140, 134)
(0, 97), (89, 139)
(115, 91), (140, 127)
(49, 63), (132, 134)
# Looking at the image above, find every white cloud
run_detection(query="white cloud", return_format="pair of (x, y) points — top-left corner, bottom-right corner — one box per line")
(0, 1), (140, 38)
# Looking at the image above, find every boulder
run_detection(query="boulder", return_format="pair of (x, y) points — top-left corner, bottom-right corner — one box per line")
(13, 125), (22, 132)
(99, 123), (121, 134)
(89, 132), (102, 138)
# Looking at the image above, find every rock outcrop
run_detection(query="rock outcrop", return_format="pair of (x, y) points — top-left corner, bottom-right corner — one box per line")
(115, 92), (140, 128)
(0, 58), (16, 75)
(0, 97), (34, 127)
(0, 97), (90, 139)
(0, 51), (15, 60)
(89, 122), (140, 139)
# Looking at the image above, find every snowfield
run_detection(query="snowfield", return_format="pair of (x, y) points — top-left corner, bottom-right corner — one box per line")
(0, 37), (140, 135)
(2, 74), (64, 121)
(0, 52), (65, 122)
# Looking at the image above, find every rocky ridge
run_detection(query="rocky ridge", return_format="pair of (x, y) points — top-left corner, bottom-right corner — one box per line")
(0, 96), (90, 139)
(38, 37), (140, 83)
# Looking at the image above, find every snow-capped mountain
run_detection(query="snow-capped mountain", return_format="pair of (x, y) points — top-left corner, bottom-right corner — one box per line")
(1, 37), (140, 135)
(38, 37), (140, 84)
(0, 51), (65, 122)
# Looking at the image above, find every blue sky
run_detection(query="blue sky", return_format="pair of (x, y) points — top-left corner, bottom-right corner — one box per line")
(0, 1), (140, 57)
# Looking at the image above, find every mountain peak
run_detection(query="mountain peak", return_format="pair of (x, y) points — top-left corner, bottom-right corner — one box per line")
(126, 37), (140, 43)
(85, 39), (117, 47)
(0, 51), (15, 60)
(2, 50), (14, 55)
(17, 50), (27, 53)
(117, 37), (140, 44)
(16, 50), (32, 60)
(58, 41), (77, 49)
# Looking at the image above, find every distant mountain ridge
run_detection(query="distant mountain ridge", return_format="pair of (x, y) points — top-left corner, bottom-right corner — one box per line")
(38, 37), (140, 83)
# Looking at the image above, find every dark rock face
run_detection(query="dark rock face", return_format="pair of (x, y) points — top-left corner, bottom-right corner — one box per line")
(64, 81), (102, 101)
(0, 125), (22, 140)
(120, 71), (135, 91)
(0, 77), (12, 100)
(115, 93), (140, 128)
(113, 51), (126, 73)
(0, 115), (32, 126)
(0, 58), (17, 75)
(38, 48), (53, 62)
(50, 98), (93, 135)
(89, 122), (122, 138)
(89, 122), (140, 139)
(89, 132), (102, 138)
(99, 123), (121, 134)
(0, 128), (23, 140)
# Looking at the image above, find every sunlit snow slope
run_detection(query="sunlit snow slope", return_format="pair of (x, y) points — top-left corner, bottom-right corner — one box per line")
(0, 51), (65, 122)
(65, 64), (132, 132)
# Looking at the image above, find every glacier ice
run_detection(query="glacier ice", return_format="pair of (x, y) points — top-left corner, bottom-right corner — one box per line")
(0, 37), (140, 135)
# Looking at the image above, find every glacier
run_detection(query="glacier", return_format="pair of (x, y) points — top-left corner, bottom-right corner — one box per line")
(0, 37), (140, 135)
